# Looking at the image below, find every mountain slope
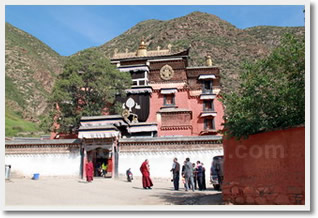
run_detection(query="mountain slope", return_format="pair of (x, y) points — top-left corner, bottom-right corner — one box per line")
(5, 23), (65, 121)
(98, 11), (304, 91)
(5, 23), (65, 136)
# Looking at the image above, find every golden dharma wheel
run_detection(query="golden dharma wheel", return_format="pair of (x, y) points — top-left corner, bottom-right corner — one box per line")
(122, 109), (130, 118)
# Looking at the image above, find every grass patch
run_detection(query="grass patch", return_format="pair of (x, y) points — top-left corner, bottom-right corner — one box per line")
(5, 108), (41, 137)
(5, 75), (26, 108)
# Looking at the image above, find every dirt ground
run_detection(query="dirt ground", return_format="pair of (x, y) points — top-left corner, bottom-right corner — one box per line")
(5, 176), (223, 208)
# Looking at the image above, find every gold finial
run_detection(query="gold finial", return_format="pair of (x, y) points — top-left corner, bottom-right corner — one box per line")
(136, 37), (147, 57)
(167, 44), (172, 52)
(125, 48), (128, 53)
(206, 55), (212, 66)
(157, 46), (161, 51)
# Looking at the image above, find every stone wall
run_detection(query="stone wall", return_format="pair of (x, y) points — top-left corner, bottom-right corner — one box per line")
(222, 127), (305, 205)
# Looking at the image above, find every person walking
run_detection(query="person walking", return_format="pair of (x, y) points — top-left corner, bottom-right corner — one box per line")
(196, 161), (204, 191)
(170, 158), (180, 191)
(85, 159), (94, 182)
(140, 159), (153, 189)
(184, 157), (195, 191)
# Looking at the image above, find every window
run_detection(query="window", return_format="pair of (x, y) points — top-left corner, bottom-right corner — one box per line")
(202, 80), (213, 93)
(131, 70), (148, 86)
(204, 118), (215, 130)
(164, 94), (175, 106)
(203, 100), (214, 111)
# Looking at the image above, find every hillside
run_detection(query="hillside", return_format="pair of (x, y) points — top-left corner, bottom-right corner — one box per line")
(98, 11), (304, 91)
(5, 23), (65, 136)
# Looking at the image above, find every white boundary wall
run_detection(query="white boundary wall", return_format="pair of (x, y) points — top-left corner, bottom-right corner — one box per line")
(5, 152), (81, 178)
(118, 148), (223, 179)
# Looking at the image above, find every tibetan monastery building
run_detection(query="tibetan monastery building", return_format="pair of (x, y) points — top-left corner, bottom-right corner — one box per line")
(5, 39), (224, 180)
(111, 39), (224, 137)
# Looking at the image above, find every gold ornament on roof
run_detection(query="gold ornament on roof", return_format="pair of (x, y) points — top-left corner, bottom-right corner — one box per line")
(206, 55), (213, 66)
(136, 37), (147, 57)
(167, 44), (172, 51)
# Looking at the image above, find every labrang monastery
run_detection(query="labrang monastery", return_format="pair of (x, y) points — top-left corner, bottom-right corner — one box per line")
(5, 40), (224, 179)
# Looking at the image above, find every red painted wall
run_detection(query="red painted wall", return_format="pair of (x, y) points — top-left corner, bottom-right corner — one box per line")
(223, 127), (305, 205)
(148, 89), (224, 136)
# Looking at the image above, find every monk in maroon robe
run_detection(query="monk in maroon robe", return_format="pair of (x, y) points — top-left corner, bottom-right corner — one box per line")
(140, 159), (153, 189)
(85, 160), (94, 182)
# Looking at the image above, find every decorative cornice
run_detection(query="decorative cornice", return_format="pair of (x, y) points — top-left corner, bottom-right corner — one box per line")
(160, 125), (193, 131)
(152, 88), (189, 93)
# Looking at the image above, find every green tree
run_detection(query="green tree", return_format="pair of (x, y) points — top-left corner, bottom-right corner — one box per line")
(41, 49), (131, 134)
(222, 34), (305, 139)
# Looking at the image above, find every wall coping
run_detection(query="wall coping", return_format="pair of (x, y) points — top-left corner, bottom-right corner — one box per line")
(5, 139), (81, 146)
(119, 135), (222, 143)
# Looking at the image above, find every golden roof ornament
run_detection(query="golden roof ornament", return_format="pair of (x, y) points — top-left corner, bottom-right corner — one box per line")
(136, 37), (147, 57)
(167, 44), (172, 52)
(206, 55), (213, 66)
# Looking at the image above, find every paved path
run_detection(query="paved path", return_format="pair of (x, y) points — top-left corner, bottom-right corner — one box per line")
(5, 176), (223, 208)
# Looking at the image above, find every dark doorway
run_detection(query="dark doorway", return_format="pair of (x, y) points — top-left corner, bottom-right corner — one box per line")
(87, 148), (110, 177)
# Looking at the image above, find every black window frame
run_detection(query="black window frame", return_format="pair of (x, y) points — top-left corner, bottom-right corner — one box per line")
(202, 80), (213, 94)
(130, 70), (148, 86)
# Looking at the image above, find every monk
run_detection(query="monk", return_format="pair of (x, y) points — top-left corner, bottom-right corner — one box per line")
(140, 159), (153, 189)
(85, 159), (94, 182)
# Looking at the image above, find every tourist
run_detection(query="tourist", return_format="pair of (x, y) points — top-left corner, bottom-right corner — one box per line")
(170, 157), (180, 191)
(181, 161), (186, 189)
(184, 158), (195, 191)
(140, 159), (153, 189)
(216, 158), (224, 189)
(202, 163), (207, 190)
(196, 161), (204, 191)
(102, 162), (108, 177)
(85, 159), (94, 182)
(192, 163), (198, 190)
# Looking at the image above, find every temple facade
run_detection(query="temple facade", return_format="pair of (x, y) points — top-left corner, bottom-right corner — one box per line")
(112, 39), (224, 137)
(5, 39), (225, 180)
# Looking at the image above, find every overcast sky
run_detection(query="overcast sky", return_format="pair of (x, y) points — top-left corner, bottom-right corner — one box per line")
(5, 5), (305, 56)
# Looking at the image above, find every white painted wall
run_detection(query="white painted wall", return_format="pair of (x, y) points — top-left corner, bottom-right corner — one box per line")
(5, 152), (81, 178)
(118, 149), (223, 179)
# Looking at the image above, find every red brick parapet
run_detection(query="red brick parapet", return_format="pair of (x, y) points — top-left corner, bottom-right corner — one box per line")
(222, 127), (305, 205)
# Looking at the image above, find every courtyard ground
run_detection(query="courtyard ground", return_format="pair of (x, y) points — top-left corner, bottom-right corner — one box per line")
(5, 176), (223, 209)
